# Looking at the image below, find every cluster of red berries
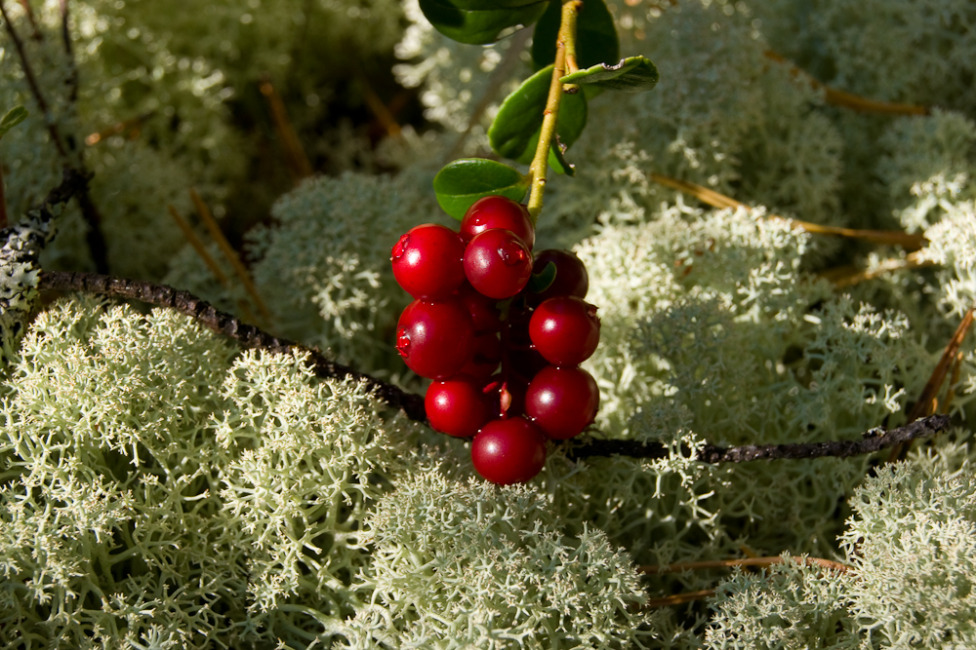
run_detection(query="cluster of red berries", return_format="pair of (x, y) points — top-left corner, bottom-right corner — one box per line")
(391, 195), (600, 485)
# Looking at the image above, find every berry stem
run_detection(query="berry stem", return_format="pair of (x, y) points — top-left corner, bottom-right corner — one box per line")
(526, 0), (581, 222)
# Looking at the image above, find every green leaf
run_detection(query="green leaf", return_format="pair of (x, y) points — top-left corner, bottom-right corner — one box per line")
(560, 56), (660, 92)
(0, 106), (28, 141)
(488, 65), (587, 165)
(433, 158), (529, 220)
(531, 0), (618, 70)
(419, 0), (550, 44)
(526, 260), (557, 293)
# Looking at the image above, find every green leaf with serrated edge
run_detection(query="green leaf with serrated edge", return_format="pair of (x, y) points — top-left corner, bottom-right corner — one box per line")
(488, 65), (587, 164)
(434, 158), (529, 220)
(526, 261), (557, 293)
(0, 106), (28, 141)
(419, 0), (550, 45)
(560, 56), (660, 92)
(531, 0), (618, 71)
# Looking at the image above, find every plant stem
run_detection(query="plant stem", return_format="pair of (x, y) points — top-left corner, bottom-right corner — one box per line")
(526, 0), (581, 221)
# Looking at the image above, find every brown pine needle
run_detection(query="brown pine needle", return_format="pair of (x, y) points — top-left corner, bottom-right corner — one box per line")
(764, 51), (930, 117)
(648, 173), (926, 250)
(639, 555), (852, 576)
(259, 78), (313, 181)
(166, 205), (229, 286)
(360, 76), (402, 139)
(85, 111), (154, 146)
(645, 589), (716, 608)
(822, 251), (936, 288)
(189, 188), (273, 325)
(889, 305), (974, 462)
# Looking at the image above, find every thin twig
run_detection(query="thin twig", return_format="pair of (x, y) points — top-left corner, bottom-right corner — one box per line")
(0, 163), (8, 229)
(889, 306), (975, 462)
(649, 172), (926, 250)
(37, 270), (427, 422)
(0, 0), (109, 272)
(85, 111), (155, 146)
(568, 414), (952, 462)
(259, 77), (313, 181)
(639, 555), (851, 576)
(821, 251), (936, 288)
(526, 0), (581, 220)
(189, 188), (273, 325)
(645, 589), (715, 608)
(765, 51), (930, 117)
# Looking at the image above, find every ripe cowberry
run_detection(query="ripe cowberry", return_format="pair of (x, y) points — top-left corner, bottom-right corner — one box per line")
(525, 366), (599, 439)
(471, 417), (547, 484)
(529, 296), (600, 366)
(529, 249), (589, 304)
(396, 299), (474, 379)
(391, 224), (466, 300)
(425, 376), (490, 438)
(457, 284), (503, 332)
(463, 229), (533, 300)
(460, 195), (535, 250)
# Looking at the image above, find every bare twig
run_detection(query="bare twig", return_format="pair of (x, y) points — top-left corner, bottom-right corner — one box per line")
(765, 51), (930, 117)
(37, 270), (427, 422)
(259, 77), (313, 181)
(0, 0), (109, 272)
(569, 414), (952, 462)
(189, 188), (272, 325)
(820, 251), (936, 288)
(645, 589), (715, 608)
(649, 172), (926, 250)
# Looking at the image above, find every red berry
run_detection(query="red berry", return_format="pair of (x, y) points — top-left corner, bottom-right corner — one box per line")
(391, 224), (466, 300)
(396, 299), (474, 379)
(425, 376), (490, 438)
(457, 284), (503, 332)
(460, 196), (535, 250)
(525, 366), (599, 439)
(529, 249), (589, 304)
(529, 297), (600, 366)
(471, 417), (547, 484)
(463, 229), (533, 299)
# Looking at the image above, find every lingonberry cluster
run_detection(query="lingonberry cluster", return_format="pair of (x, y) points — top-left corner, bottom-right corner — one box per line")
(392, 196), (601, 484)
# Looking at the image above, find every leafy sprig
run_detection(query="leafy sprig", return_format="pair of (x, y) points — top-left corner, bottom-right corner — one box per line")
(426, 0), (658, 220)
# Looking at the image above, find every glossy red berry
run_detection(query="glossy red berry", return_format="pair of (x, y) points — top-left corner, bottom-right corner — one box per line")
(396, 299), (474, 379)
(471, 417), (547, 484)
(463, 229), (533, 300)
(525, 366), (599, 439)
(391, 224), (466, 300)
(425, 376), (490, 438)
(460, 195), (535, 250)
(529, 249), (589, 304)
(529, 296), (600, 366)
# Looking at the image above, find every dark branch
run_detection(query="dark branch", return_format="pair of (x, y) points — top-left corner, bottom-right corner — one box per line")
(0, 0), (108, 272)
(37, 270), (427, 421)
(568, 414), (953, 463)
(31, 271), (957, 463)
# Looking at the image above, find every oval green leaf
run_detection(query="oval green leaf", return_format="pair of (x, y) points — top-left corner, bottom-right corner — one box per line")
(0, 106), (28, 141)
(488, 65), (587, 164)
(433, 158), (529, 220)
(531, 0), (618, 71)
(560, 56), (660, 92)
(419, 0), (550, 44)
(526, 260), (557, 294)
